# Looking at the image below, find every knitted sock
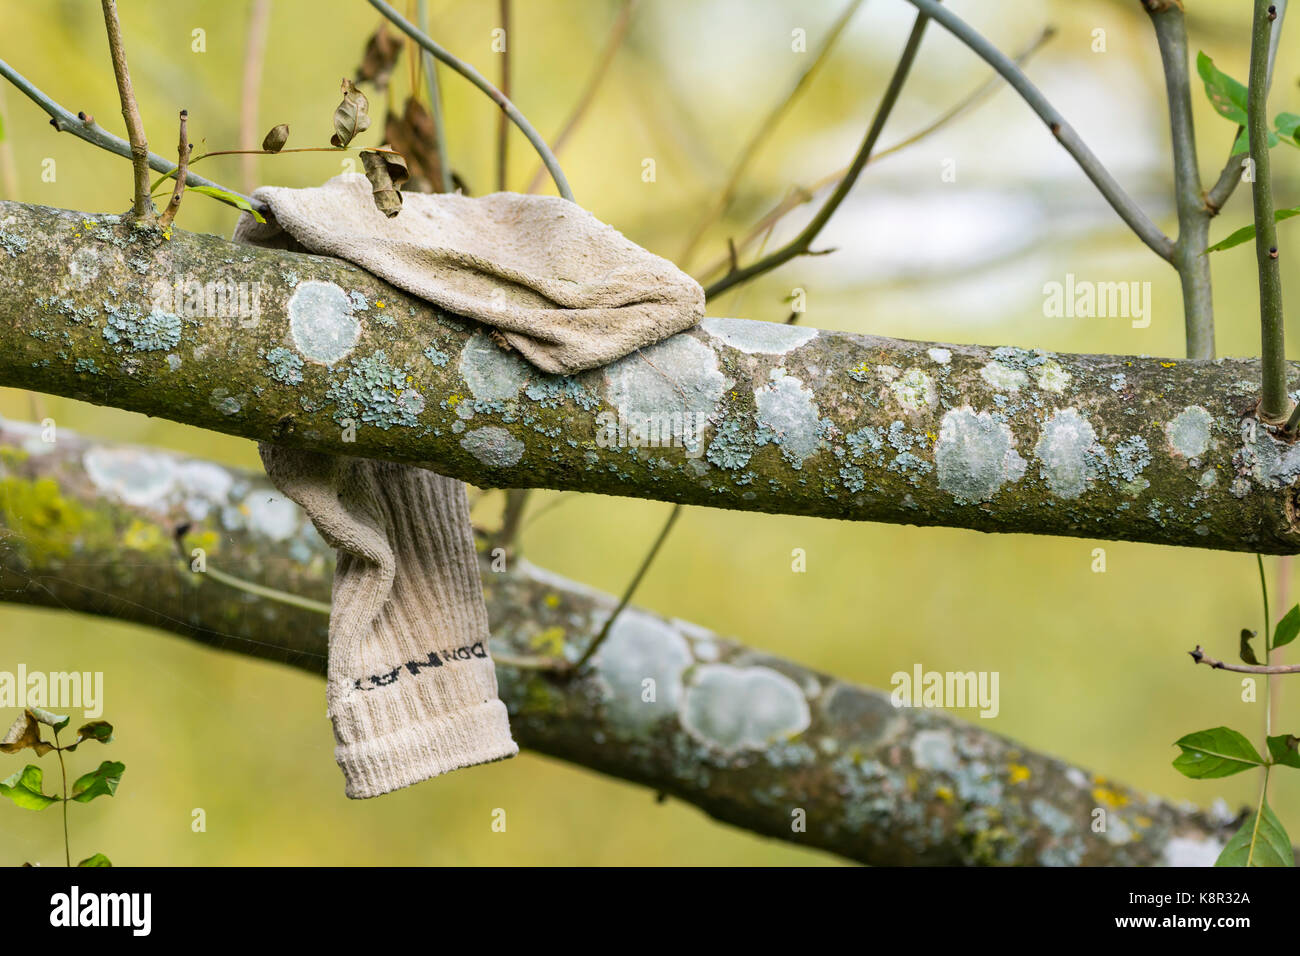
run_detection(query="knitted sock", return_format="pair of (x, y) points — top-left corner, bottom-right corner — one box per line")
(260, 444), (517, 799)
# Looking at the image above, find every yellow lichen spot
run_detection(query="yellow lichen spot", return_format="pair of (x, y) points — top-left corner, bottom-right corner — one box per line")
(1091, 780), (1129, 808)
(529, 625), (566, 656)
(935, 785), (954, 803)
(1160, 362), (1176, 368)
(72, 233), (81, 239)
(376, 300), (386, 308)
(1007, 763), (1031, 784)
(122, 519), (167, 553)
(543, 593), (560, 608)
(446, 394), (462, 409)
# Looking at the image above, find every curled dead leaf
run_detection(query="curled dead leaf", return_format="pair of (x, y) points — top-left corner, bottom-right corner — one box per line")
(360, 149), (410, 218)
(330, 78), (371, 149)
(262, 123), (290, 152)
(356, 23), (403, 93)
(385, 97), (444, 193)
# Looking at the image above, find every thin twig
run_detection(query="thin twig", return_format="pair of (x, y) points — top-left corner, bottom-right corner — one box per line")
(1146, 1), (1214, 359)
(901, 0), (1173, 262)
(1249, 0), (1288, 422)
(1189, 646), (1300, 674)
(524, 0), (639, 194)
(678, 0), (865, 268)
(705, 10), (931, 300)
(574, 505), (682, 671)
(157, 110), (189, 230)
(366, 0), (574, 200)
(239, 0), (272, 194)
(417, 0), (453, 193)
(0, 58), (265, 215)
(1206, 0), (1288, 215)
(99, 0), (154, 218)
(694, 24), (1055, 284)
(496, 0), (511, 192)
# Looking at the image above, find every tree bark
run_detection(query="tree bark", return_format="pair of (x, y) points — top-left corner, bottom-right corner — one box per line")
(1, 199), (1298, 553)
(0, 418), (1234, 865)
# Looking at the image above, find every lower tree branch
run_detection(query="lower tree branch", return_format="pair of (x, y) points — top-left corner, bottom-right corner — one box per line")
(3, 198), (1300, 554)
(0, 419), (1235, 865)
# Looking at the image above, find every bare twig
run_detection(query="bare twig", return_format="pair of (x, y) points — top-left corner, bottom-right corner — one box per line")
(574, 504), (683, 671)
(901, 0), (1173, 262)
(704, 10), (932, 300)
(694, 24), (1055, 284)
(417, 0), (452, 193)
(0, 58), (265, 215)
(1249, 0), (1288, 423)
(157, 110), (189, 230)
(239, 0), (272, 194)
(1146, 1), (1214, 359)
(678, 0), (865, 268)
(1190, 645), (1300, 674)
(100, 0), (154, 218)
(367, 0), (574, 200)
(524, 0), (639, 194)
(1205, 0), (1288, 216)
(496, 0), (511, 192)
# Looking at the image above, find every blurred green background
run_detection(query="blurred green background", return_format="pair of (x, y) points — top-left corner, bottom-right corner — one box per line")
(0, 0), (1296, 865)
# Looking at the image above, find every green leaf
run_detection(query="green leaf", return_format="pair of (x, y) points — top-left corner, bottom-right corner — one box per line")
(70, 760), (124, 803)
(188, 186), (266, 223)
(1173, 727), (1266, 778)
(1206, 206), (1300, 253)
(1274, 605), (1300, 649)
(1276, 111), (1300, 145)
(77, 853), (112, 867)
(0, 710), (54, 757)
(1240, 628), (1260, 665)
(1267, 734), (1300, 769)
(1198, 51), (1249, 127)
(1216, 798), (1294, 866)
(0, 765), (58, 810)
(66, 720), (113, 751)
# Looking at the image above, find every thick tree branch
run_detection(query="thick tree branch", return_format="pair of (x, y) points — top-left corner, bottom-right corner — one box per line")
(3, 199), (1300, 554)
(0, 420), (1234, 865)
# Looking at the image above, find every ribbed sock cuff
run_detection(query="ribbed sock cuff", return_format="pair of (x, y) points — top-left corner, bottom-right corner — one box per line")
(335, 699), (518, 799)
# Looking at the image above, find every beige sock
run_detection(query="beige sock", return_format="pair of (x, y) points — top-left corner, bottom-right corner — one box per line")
(260, 444), (517, 799)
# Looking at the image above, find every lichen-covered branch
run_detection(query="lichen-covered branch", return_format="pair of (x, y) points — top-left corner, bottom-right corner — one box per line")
(1, 198), (1300, 554)
(0, 420), (1234, 865)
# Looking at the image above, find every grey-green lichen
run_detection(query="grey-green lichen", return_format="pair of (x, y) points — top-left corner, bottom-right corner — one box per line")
(102, 305), (180, 352)
(264, 347), (304, 386)
(459, 425), (524, 468)
(325, 351), (424, 429)
(287, 280), (360, 364)
(935, 407), (1026, 504)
